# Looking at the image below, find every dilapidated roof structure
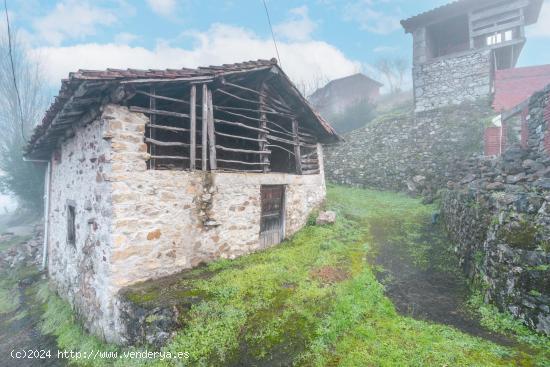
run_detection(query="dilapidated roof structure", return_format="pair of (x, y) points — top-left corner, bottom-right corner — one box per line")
(26, 59), (339, 170)
(401, 0), (543, 33)
(401, 0), (543, 70)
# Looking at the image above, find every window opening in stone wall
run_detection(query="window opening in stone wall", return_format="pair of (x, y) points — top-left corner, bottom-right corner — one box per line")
(126, 70), (320, 174)
(426, 15), (470, 58)
(67, 203), (76, 246)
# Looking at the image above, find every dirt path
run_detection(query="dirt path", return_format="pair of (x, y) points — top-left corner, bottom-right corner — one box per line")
(368, 217), (516, 346)
(0, 272), (66, 367)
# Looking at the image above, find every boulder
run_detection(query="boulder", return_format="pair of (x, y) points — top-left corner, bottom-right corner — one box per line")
(316, 211), (336, 225)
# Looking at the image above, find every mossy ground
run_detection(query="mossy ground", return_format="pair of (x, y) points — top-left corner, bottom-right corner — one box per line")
(35, 185), (550, 366)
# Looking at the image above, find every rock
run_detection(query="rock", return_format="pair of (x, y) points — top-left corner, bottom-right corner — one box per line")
(316, 211), (336, 225)
(460, 173), (476, 184)
(534, 178), (550, 190)
(506, 172), (526, 184)
(413, 175), (426, 184)
(486, 182), (504, 190)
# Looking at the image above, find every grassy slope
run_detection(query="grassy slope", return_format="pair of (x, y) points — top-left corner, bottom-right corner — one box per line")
(0, 235), (34, 314)
(39, 185), (549, 366)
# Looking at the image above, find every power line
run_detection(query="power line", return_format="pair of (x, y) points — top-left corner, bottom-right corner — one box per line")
(4, 0), (26, 142)
(262, 0), (281, 67)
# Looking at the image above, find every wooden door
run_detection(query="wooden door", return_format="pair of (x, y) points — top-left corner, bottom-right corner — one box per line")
(260, 185), (285, 248)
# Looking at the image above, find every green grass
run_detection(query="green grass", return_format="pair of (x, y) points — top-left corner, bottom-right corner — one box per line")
(0, 265), (38, 315)
(0, 233), (33, 252)
(0, 284), (19, 314)
(38, 185), (549, 366)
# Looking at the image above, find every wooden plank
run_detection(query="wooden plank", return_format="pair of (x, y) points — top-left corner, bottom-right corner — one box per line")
(215, 145), (270, 154)
(471, 19), (523, 37)
(202, 84), (208, 171)
(207, 89), (217, 170)
(216, 159), (269, 166)
(136, 90), (189, 104)
(266, 144), (295, 156)
(190, 85), (196, 171)
(215, 119), (268, 133)
(215, 105), (295, 118)
(149, 86), (156, 169)
(216, 131), (267, 142)
(145, 138), (198, 147)
(219, 168), (264, 173)
(470, 0), (528, 22)
(472, 10), (521, 30)
(120, 76), (213, 84)
(222, 80), (261, 95)
(301, 158), (319, 164)
(301, 163), (319, 170)
(149, 155), (190, 160)
(292, 119), (302, 174)
(266, 127), (296, 139)
(267, 120), (294, 136)
(216, 88), (259, 105)
(216, 108), (264, 123)
(259, 83), (269, 173)
(129, 106), (191, 119)
(266, 134), (296, 146)
(146, 124), (190, 133)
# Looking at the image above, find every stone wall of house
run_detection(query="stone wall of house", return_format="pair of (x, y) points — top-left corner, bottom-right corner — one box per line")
(324, 99), (493, 198)
(102, 104), (325, 343)
(440, 88), (550, 335)
(47, 104), (327, 344)
(413, 50), (493, 113)
(47, 116), (115, 340)
(526, 85), (550, 154)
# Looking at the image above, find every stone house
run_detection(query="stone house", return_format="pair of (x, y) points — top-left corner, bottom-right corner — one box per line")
(24, 59), (339, 343)
(401, 0), (543, 112)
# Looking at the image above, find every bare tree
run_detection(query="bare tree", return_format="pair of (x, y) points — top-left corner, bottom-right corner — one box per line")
(0, 26), (49, 209)
(375, 57), (409, 94)
(294, 73), (330, 98)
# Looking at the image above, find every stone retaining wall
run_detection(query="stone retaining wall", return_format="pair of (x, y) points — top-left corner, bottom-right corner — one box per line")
(324, 99), (492, 198)
(441, 88), (550, 335)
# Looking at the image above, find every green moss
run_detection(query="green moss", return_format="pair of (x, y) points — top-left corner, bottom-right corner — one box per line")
(0, 285), (18, 314)
(528, 290), (542, 297)
(499, 221), (540, 250)
(474, 250), (485, 268)
(527, 264), (549, 271)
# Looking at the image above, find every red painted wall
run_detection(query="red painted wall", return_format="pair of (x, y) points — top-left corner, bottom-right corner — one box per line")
(484, 126), (507, 156)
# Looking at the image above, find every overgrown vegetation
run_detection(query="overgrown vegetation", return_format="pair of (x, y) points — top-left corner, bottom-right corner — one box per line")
(35, 185), (549, 366)
(468, 291), (550, 353)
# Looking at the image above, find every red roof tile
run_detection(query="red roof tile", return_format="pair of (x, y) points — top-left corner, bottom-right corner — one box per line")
(493, 64), (550, 112)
